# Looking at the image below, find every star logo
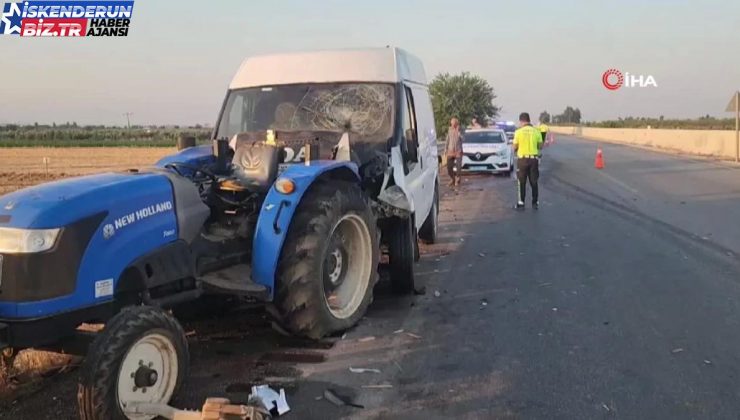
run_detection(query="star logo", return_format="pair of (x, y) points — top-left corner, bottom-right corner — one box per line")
(0, 2), (23, 35)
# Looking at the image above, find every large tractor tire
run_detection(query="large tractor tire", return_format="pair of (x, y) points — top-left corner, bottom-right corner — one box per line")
(418, 184), (439, 244)
(388, 215), (422, 294)
(274, 180), (379, 339)
(78, 306), (188, 420)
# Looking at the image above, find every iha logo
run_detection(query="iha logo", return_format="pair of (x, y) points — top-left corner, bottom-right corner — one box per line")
(602, 69), (657, 90)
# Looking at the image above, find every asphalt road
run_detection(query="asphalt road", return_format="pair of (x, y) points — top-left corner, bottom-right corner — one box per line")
(4, 135), (740, 419)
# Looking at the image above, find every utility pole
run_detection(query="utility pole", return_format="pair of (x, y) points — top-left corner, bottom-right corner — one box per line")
(725, 91), (739, 162)
(123, 112), (133, 130)
(735, 91), (739, 162)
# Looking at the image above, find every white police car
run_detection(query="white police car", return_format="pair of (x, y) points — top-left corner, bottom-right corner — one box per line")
(461, 128), (513, 175)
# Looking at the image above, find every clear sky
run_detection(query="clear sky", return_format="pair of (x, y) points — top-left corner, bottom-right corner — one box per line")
(1, 0), (739, 126)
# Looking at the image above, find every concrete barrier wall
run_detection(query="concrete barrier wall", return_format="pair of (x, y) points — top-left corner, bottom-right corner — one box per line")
(551, 126), (739, 160)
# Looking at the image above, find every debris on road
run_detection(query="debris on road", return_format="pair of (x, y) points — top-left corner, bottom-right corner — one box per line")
(434, 290), (441, 297)
(361, 384), (393, 389)
(704, 359), (712, 365)
(480, 298), (488, 309)
(602, 403), (611, 412)
(552, 307), (558, 312)
(478, 252), (486, 257)
(124, 398), (270, 420)
(671, 348), (684, 354)
(358, 336), (376, 343)
(323, 389), (364, 409)
(406, 332), (422, 340)
(538, 282), (552, 287)
(250, 385), (290, 416)
(393, 329), (404, 334)
(349, 367), (381, 374)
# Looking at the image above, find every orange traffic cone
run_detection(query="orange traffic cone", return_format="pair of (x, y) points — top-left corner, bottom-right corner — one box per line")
(595, 148), (605, 169)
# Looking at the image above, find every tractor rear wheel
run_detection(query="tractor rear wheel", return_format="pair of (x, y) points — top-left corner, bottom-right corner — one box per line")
(274, 180), (379, 339)
(78, 306), (188, 420)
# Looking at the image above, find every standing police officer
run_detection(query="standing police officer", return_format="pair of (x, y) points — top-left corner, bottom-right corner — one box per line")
(513, 112), (543, 209)
(539, 121), (549, 145)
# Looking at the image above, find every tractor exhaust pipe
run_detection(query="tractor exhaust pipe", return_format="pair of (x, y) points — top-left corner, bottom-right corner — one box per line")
(213, 138), (231, 173)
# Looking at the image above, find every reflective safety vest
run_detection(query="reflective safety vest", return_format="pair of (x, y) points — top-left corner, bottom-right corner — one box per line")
(513, 125), (543, 158)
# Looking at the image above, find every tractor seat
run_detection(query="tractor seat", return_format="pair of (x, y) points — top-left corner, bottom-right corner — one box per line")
(231, 141), (279, 192)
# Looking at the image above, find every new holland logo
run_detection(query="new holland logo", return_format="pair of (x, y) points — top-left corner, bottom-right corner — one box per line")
(102, 223), (115, 240)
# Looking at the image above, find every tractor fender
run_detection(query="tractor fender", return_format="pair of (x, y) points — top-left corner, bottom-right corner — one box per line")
(251, 161), (360, 299)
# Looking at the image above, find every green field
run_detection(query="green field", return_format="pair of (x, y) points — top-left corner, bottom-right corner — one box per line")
(584, 116), (737, 130)
(0, 124), (212, 147)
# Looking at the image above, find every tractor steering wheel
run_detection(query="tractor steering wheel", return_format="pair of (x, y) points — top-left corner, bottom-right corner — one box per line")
(164, 162), (218, 183)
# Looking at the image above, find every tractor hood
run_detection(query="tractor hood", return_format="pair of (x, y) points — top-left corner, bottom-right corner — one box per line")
(0, 172), (174, 229)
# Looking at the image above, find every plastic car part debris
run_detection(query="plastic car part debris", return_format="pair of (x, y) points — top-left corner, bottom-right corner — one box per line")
(349, 367), (381, 374)
(124, 398), (270, 420)
(361, 384), (393, 389)
(250, 385), (290, 416)
(323, 389), (364, 409)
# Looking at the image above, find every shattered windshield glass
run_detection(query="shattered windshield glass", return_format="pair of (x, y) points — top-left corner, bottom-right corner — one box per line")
(217, 83), (395, 143)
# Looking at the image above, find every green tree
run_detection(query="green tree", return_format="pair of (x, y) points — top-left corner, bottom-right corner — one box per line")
(539, 111), (551, 124)
(429, 72), (499, 136)
(554, 106), (582, 124)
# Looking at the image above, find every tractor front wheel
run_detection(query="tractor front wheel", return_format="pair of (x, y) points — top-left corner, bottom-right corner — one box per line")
(77, 306), (188, 420)
(274, 181), (379, 339)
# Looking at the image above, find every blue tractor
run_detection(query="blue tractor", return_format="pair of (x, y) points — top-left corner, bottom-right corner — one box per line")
(0, 47), (439, 418)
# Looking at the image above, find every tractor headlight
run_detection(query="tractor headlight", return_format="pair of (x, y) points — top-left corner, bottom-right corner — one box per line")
(275, 178), (296, 195)
(0, 227), (61, 253)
